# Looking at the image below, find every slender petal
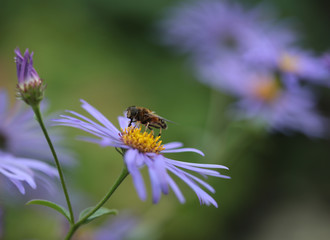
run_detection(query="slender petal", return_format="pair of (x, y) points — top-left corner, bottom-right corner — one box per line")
(153, 155), (170, 194)
(166, 158), (229, 170)
(146, 160), (162, 203)
(80, 100), (120, 135)
(167, 164), (218, 207)
(162, 142), (183, 150)
(124, 149), (147, 201)
(167, 174), (185, 203)
(162, 148), (204, 156)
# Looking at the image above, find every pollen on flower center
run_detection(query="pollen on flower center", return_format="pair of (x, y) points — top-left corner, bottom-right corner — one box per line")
(253, 78), (280, 102)
(120, 126), (165, 153)
(279, 52), (300, 73)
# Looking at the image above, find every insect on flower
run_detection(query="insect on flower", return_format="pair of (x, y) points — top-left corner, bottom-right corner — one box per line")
(126, 106), (168, 136)
(54, 100), (230, 207)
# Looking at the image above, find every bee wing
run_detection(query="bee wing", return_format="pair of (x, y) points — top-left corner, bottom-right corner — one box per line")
(163, 118), (177, 125)
(145, 113), (177, 125)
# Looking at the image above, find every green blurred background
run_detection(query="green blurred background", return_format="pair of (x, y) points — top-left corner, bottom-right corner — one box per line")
(1, 0), (330, 239)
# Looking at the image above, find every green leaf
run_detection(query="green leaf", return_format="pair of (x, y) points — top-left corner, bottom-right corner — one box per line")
(26, 199), (72, 223)
(79, 207), (118, 224)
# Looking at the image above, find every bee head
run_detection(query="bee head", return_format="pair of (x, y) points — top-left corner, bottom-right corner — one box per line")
(126, 106), (138, 118)
(160, 119), (167, 129)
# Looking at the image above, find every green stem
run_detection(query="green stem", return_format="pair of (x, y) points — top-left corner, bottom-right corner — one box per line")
(32, 105), (75, 223)
(205, 89), (231, 135)
(202, 89), (231, 161)
(65, 166), (129, 240)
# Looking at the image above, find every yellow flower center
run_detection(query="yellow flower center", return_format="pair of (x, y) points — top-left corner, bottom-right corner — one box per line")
(279, 52), (300, 73)
(253, 77), (280, 102)
(120, 126), (165, 153)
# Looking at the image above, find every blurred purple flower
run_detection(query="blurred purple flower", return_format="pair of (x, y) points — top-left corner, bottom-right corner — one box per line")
(94, 212), (139, 240)
(161, 0), (296, 62)
(199, 61), (327, 137)
(0, 89), (75, 194)
(0, 89), (73, 164)
(54, 100), (230, 207)
(277, 49), (330, 86)
(246, 47), (330, 86)
(161, 0), (329, 137)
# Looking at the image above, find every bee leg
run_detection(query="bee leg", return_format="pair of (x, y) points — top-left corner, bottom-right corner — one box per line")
(147, 125), (154, 135)
(128, 119), (133, 127)
(158, 128), (162, 137)
(144, 122), (150, 132)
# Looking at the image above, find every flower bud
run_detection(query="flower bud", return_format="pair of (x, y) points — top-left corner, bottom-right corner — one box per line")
(15, 48), (46, 106)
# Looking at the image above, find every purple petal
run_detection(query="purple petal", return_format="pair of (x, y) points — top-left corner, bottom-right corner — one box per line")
(19, 159), (58, 177)
(118, 116), (130, 130)
(165, 158), (224, 177)
(0, 166), (26, 180)
(77, 136), (127, 148)
(167, 174), (185, 203)
(80, 100), (119, 135)
(9, 178), (26, 194)
(166, 158), (229, 170)
(65, 110), (119, 137)
(170, 165), (215, 193)
(162, 142), (184, 150)
(162, 148), (204, 156)
(53, 115), (121, 144)
(146, 161), (162, 203)
(124, 149), (147, 201)
(153, 155), (169, 194)
(167, 164), (218, 207)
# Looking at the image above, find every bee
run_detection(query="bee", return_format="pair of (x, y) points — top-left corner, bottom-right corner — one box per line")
(126, 106), (168, 136)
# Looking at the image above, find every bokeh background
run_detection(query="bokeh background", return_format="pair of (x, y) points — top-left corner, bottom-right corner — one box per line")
(1, 0), (330, 239)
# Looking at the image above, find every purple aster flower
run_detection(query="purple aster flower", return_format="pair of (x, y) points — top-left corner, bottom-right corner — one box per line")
(14, 48), (46, 106)
(0, 89), (75, 194)
(246, 46), (330, 86)
(53, 100), (230, 207)
(161, 0), (328, 137)
(161, 0), (296, 63)
(0, 89), (73, 164)
(199, 60), (327, 137)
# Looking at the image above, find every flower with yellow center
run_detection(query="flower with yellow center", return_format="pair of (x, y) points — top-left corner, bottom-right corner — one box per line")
(253, 78), (280, 102)
(54, 100), (230, 207)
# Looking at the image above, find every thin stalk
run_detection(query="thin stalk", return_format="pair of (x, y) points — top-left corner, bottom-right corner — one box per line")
(32, 105), (75, 223)
(204, 89), (230, 138)
(65, 166), (129, 240)
(202, 89), (231, 161)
